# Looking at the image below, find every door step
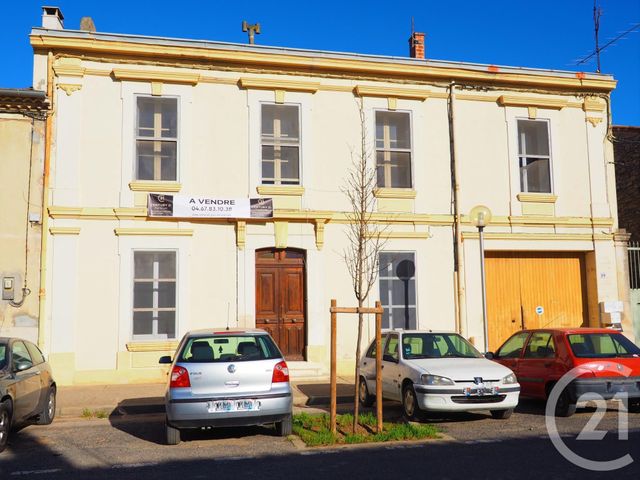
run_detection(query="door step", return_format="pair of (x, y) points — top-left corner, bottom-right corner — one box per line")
(286, 361), (328, 380)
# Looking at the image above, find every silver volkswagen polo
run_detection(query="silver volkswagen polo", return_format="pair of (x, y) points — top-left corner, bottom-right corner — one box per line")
(160, 329), (293, 445)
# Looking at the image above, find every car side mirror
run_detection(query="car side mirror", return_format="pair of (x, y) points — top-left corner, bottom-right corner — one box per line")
(484, 352), (495, 360)
(158, 355), (172, 365)
(15, 361), (32, 372)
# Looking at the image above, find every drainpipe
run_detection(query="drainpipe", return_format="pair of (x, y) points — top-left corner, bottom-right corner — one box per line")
(37, 52), (54, 350)
(448, 81), (465, 336)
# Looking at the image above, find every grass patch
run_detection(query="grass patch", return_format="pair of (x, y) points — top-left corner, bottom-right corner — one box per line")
(80, 408), (109, 419)
(292, 412), (439, 447)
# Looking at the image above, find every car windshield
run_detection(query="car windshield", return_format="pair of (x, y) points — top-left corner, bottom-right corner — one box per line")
(568, 333), (640, 358)
(0, 342), (6, 370)
(402, 333), (482, 359)
(178, 335), (282, 363)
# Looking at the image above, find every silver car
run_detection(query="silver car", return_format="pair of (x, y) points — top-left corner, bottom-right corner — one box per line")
(159, 329), (293, 445)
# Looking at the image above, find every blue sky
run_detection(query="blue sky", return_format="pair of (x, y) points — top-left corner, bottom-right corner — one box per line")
(3, 0), (639, 125)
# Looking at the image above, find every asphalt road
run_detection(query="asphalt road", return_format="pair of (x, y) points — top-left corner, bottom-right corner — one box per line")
(1, 400), (639, 479)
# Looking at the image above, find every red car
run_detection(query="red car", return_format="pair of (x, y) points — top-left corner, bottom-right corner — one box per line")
(488, 328), (640, 417)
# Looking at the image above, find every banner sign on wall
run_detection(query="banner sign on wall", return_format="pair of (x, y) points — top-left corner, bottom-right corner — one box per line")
(147, 194), (273, 219)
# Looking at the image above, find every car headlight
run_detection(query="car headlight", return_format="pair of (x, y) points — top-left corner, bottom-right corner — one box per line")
(502, 373), (517, 384)
(421, 374), (455, 386)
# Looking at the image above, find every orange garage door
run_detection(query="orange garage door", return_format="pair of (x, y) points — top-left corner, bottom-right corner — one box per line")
(485, 252), (589, 351)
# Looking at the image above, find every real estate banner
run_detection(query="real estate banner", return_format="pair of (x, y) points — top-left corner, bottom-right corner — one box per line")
(147, 194), (273, 219)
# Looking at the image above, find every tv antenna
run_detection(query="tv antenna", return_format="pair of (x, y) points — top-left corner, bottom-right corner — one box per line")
(242, 20), (261, 45)
(575, 1), (640, 72)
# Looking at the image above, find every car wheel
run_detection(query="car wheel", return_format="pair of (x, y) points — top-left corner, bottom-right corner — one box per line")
(402, 383), (422, 421)
(554, 388), (577, 418)
(490, 408), (513, 419)
(0, 400), (12, 453)
(36, 387), (56, 425)
(358, 377), (375, 408)
(275, 413), (292, 437)
(166, 420), (181, 445)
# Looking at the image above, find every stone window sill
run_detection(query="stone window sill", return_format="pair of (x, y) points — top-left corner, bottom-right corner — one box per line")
(373, 188), (417, 199)
(516, 193), (557, 204)
(257, 185), (305, 196)
(129, 181), (182, 193)
(126, 340), (179, 352)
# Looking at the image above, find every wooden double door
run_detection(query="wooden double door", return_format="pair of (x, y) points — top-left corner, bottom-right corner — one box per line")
(485, 251), (589, 352)
(255, 248), (306, 360)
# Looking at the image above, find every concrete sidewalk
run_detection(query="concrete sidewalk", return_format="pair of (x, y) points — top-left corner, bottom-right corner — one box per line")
(56, 377), (356, 418)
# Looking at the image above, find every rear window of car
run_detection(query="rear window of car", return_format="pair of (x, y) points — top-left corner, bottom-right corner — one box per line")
(178, 335), (282, 363)
(568, 333), (640, 358)
(25, 341), (45, 366)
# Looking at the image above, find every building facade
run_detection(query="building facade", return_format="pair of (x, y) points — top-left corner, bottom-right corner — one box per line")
(30, 9), (631, 385)
(0, 88), (47, 343)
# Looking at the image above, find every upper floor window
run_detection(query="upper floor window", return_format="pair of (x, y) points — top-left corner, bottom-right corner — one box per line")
(375, 111), (412, 188)
(136, 97), (178, 181)
(518, 119), (551, 193)
(261, 104), (300, 185)
(133, 251), (177, 340)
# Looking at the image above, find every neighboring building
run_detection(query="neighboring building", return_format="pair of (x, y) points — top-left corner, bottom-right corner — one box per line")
(30, 7), (631, 385)
(613, 125), (640, 342)
(0, 88), (48, 342)
(613, 126), (640, 241)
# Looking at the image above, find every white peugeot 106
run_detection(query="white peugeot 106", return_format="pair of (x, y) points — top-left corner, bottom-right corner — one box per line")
(358, 330), (520, 419)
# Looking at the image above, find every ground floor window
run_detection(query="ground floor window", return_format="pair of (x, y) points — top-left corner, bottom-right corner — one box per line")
(378, 252), (417, 329)
(132, 251), (177, 340)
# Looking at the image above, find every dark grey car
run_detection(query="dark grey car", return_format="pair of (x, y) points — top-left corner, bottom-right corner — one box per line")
(0, 338), (57, 452)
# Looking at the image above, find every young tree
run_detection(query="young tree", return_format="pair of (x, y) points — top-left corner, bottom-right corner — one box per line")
(342, 98), (385, 433)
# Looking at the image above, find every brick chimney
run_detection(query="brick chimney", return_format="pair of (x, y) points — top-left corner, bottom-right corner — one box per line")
(409, 32), (425, 59)
(42, 6), (64, 29)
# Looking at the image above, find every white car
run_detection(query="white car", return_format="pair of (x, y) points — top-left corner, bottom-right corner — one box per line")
(358, 330), (520, 419)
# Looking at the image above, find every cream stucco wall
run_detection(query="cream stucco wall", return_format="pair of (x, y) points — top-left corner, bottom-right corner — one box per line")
(0, 114), (44, 343)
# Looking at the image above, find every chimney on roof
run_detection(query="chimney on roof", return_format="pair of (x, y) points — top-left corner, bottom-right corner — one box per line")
(42, 6), (64, 29)
(80, 16), (96, 32)
(409, 31), (425, 59)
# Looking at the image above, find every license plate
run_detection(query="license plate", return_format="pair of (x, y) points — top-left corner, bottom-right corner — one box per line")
(463, 386), (498, 397)
(207, 399), (261, 413)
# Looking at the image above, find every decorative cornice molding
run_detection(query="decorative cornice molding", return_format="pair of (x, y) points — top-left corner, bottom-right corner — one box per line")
(114, 207), (148, 219)
(30, 36), (616, 92)
(373, 188), (417, 199)
(57, 83), (82, 96)
(462, 232), (613, 241)
(126, 340), (179, 352)
(586, 116), (603, 127)
(498, 95), (567, 110)
(366, 231), (431, 239)
(582, 98), (606, 112)
(128, 181), (182, 192)
(49, 227), (81, 235)
(238, 78), (319, 93)
(235, 221), (246, 250)
(114, 228), (194, 236)
(111, 69), (200, 85)
(256, 185), (304, 196)
(516, 193), (558, 203)
(354, 85), (430, 100)
(52, 59), (85, 78)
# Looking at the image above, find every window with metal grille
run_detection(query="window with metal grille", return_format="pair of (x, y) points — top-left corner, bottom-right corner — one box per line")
(375, 111), (412, 188)
(136, 97), (178, 181)
(132, 251), (177, 339)
(518, 119), (552, 193)
(261, 104), (300, 185)
(379, 252), (417, 329)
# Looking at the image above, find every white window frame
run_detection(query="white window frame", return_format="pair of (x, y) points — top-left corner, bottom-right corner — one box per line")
(378, 250), (418, 330)
(134, 94), (180, 182)
(131, 249), (178, 341)
(259, 102), (302, 186)
(374, 109), (414, 189)
(516, 117), (554, 194)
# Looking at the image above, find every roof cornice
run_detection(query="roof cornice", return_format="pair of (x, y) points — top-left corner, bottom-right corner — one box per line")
(30, 30), (617, 93)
